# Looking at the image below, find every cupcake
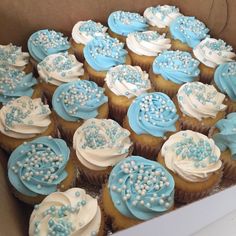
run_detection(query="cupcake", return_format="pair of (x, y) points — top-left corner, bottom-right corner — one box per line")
(71, 20), (107, 62)
(126, 31), (171, 72)
(214, 62), (236, 113)
(29, 188), (104, 236)
(143, 5), (182, 34)
(176, 82), (227, 134)
(52, 80), (108, 143)
(104, 65), (152, 123)
(27, 29), (70, 67)
(193, 38), (236, 84)
(0, 43), (33, 73)
(8, 136), (75, 204)
(108, 11), (148, 43)
(37, 52), (88, 101)
(157, 130), (223, 203)
(123, 92), (180, 160)
(213, 113), (236, 180)
(0, 96), (56, 153)
(102, 155), (175, 231)
(0, 66), (41, 108)
(72, 118), (133, 185)
(83, 34), (131, 86)
(169, 16), (209, 52)
(150, 50), (200, 97)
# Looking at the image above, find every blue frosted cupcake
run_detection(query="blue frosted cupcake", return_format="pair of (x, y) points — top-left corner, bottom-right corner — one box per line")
(108, 11), (148, 42)
(169, 16), (209, 52)
(150, 50), (200, 97)
(123, 92), (180, 159)
(27, 29), (70, 67)
(83, 34), (131, 86)
(8, 136), (76, 204)
(102, 155), (175, 230)
(214, 62), (236, 113)
(52, 80), (108, 143)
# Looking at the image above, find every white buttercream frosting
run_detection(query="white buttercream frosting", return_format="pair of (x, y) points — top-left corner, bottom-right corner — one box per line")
(0, 96), (51, 139)
(105, 65), (151, 98)
(126, 31), (171, 56)
(177, 82), (227, 120)
(37, 52), (84, 86)
(144, 5), (181, 28)
(193, 38), (236, 68)
(161, 130), (222, 182)
(0, 44), (30, 70)
(72, 20), (108, 45)
(29, 188), (102, 236)
(73, 118), (132, 171)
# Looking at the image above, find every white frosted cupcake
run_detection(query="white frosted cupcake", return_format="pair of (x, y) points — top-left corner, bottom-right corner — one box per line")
(104, 65), (152, 123)
(72, 118), (133, 185)
(37, 52), (88, 101)
(126, 31), (171, 72)
(144, 5), (182, 34)
(175, 82), (227, 134)
(71, 20), (107, 62)
(193, 38), (236, 84)
(29, 188), (104, 236)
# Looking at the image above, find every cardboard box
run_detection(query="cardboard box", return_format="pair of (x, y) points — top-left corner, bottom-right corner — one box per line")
(0, 0), (235, 235)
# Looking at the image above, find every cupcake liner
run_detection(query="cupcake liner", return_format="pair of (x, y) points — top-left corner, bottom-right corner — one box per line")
(29, 57), (39, 76)
(225, 98), (236, 114)
(23, 62), (34, 74)
(223, 161), (236, 181)
(198, 63), (215, 84)
(89, 73), (106, 87)
(108, 102), (129, 125)
(69, 38), (85, 62)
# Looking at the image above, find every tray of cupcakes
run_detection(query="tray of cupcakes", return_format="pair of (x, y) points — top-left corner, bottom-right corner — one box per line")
(0, 4), (236, 236)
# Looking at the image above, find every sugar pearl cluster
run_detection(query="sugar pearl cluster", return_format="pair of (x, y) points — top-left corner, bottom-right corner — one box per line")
(79, 20), (105, 35)
(30, 30), (69, 51)
(133, 31), (161, 42)
(221, 62), (236, 77)
(173, 16), (208, 39)
(150, 5), (180, 18)
(0, 44), (20, 64)
(112, 11), (147, 25)
(154, 50), (199, 75)
(109, 157), (174, 216)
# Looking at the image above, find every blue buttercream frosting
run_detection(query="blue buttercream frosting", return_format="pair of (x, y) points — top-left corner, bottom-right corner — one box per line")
(0, 66), (37, 105)
(52, 80), (108, 121)
(214, 62), (236, 101)
(108, 155), (175, 220)
(83, 35), (128, 71)
(108, 11), (148, 36)
(8, 136), (70, 197)
(152, 50), (200, 84)
(213, 112), (236, 160)
(127, 92), (179, 137)
(170, 16), (209, 48)
(27, 29), (70, 62)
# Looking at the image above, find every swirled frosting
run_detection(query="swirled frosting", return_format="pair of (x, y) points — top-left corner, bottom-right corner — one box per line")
(83, 35), (128, 71)
(52, 80), (107, 121)
(126, 31), (171, 56)
(193, 38), (236, 68)
(177, 82), (227, 120)
(8, 136), (69, 197)
(0, 66), (37, 105)
(0, 44), (30, 70)
(161, 130), (222, 182)
(72, 20), (107, 45)
(108, 11), (148, 36)
(213, 112), (236, 160)
(152, 50), (200, 84)
(37, 52), (84, 86)
(0, 96), (51, 139)
(108, 155), (174, 220)
(73, 118), (132, 171)
(143, 5), (181, 28)
(28, 29), (70, 62)
(105, 65), (151, 98)
(29, 188), (101, 236)
(127, 92), (179, 137)
(170, 16), (209, 48)
(214, 62), (236, 101)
